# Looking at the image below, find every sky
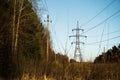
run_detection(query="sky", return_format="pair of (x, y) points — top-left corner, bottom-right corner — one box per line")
(38, 0), (120, 61)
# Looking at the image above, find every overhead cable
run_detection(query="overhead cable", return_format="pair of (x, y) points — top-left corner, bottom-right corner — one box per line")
(86, 35), (120, 45)
(85, 9), (120, 33)
(81, 0), (116, 27)
(88, 29), (120, 37)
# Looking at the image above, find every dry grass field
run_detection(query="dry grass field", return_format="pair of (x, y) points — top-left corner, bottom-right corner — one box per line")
(18, 63), (120, 80)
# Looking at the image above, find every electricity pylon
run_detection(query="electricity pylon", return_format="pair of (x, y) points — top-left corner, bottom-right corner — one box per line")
(69, 21), (87, 62)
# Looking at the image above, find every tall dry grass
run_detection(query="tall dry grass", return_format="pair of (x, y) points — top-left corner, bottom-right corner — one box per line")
(15, 63), (120, 80)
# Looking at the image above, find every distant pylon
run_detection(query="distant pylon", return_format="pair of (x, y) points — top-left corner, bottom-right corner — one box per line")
(69, 21), (87, 62)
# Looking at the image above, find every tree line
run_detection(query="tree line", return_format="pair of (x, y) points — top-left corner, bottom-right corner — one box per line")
(0, 0), (69, 79)
(94, 44), (120, 63)
(1, 0), (120, 80)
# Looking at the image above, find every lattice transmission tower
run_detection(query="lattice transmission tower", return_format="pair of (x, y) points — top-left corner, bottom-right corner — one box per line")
(69, 21), (87, 62)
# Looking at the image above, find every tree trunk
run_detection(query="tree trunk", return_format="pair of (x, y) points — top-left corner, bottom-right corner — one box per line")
(12, 0), (16, 54)
(14, 0), (24, 54)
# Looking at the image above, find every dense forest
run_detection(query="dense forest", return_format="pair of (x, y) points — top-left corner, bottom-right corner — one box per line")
(94, 44), (120, 63)
(0, 0), (69, 79)
(0, 0), (120, 80)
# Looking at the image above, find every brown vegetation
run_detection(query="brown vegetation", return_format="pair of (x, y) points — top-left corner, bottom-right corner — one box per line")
(0, 0), (120, 80)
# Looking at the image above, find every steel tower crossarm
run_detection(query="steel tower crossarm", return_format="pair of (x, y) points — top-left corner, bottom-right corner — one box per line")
(69, 21), (87, 62)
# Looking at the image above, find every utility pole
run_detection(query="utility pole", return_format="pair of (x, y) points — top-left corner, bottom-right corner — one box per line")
(44, 15), (51, 80)
(69, 21), (87, 62)
(45, 15), (51, 62)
